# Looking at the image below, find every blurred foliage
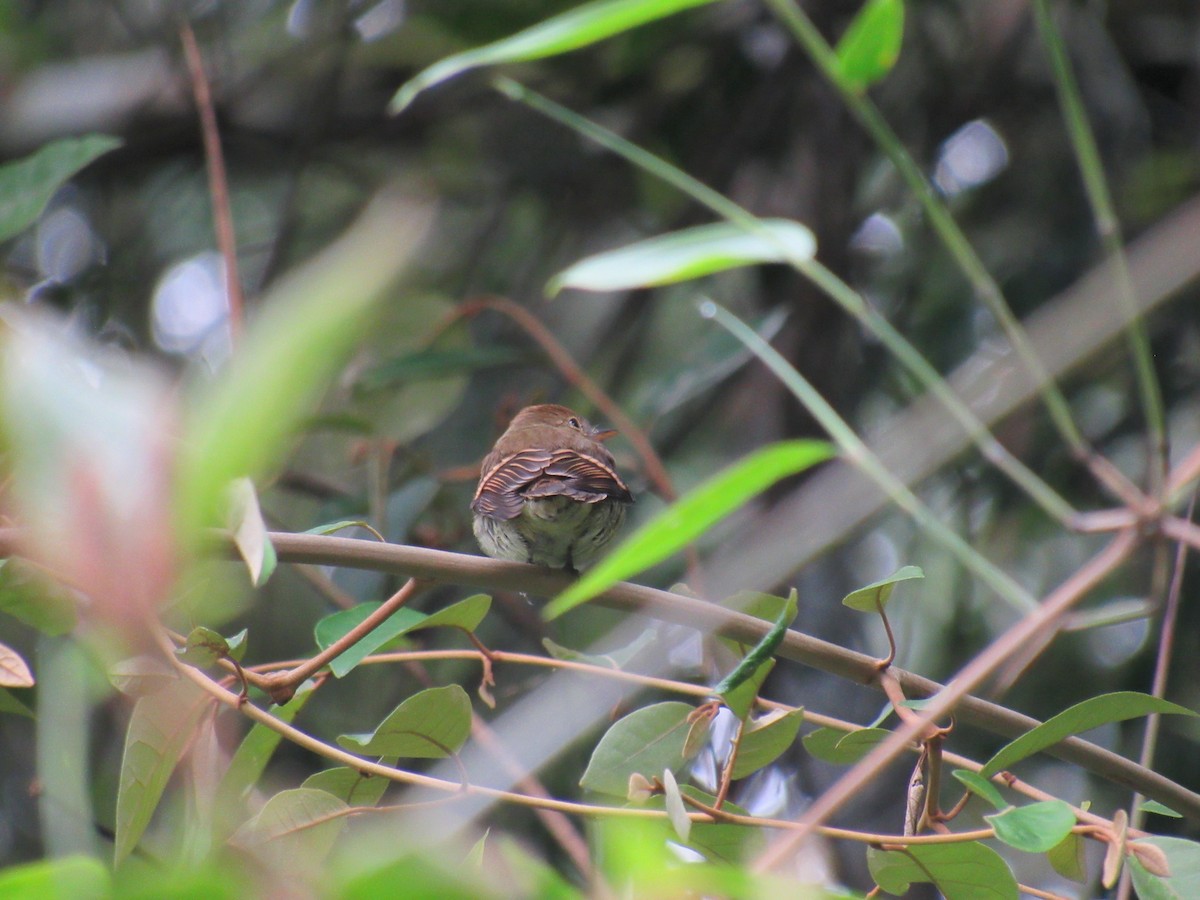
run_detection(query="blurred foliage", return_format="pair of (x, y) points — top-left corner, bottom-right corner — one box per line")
(1, 0), (1200, 895)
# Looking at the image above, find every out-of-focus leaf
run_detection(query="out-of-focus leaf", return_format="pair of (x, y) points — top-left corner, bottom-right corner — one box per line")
(337, 685), (472, 757)
(314, 602), (428, 678)
(115, 679), (209, 863)
(228, 478), (276, 587)
(868, 841), (1018, 899)
(356, 346), (526, 391)
(661, 768), (691, 843)
(302, 756), (398, 807)
(802, 726), (890, 764)
(108, 656), (177, 697)
(580, 701), (700, 797)
(730, 708), (804, 780)
(834, 0), (905, 92)
(0, 134), (121, 243)
(177, 196), (432, 542)
(542, 631), (657, 669)
(0, 641), (34, 687)
(228, 788), (348, 866)
(0, 687), (34, 718)
(546, 219), (816, 295)
(1129, 837), (1200, 897)
(0, 559), (77, 636)
(981, 692), (1199, 777)
(0, 855), (110, 900)
(390, 0), (721, 113)
(950, 769), (1006, 810)
(841, 566), (923, 612)
(985, 800), (1076, 853)
(545, 440), (834, 619)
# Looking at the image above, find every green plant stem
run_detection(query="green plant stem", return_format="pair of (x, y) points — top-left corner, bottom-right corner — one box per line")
(761, 0), (1087, 456)
(496, 78), (1077, 525)
(705, 300), (1037, 613)
(1031, 0), (1168, 497)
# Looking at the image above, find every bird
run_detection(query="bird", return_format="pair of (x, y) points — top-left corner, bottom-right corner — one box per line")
(471, 404), (634, 572)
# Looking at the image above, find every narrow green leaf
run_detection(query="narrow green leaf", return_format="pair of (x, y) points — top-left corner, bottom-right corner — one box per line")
(411, 594), (491, 634)
(228, 478), (275, 587)
(981, 692), (1199, 777)
(304, 519), (387, 542)
(466, 829), (490, 868)
(801, 726), (890, 765)
(229, 788), (348, 864)
(841, 565), (923, 612)
(868, 842), (1018, 899)
(0, 134), (121, 243)
(545, 440), (835, 619)
(314, 603), (428, 678)
(1128, 837), (1200, 899)
(730, 708), (804, 780)
(950, 769), (1006, 811)
(580, 701), (700, 797)
(834, 0), (905, 92)
(302, 756), (399, 807)
(389, 0), (721, 113)
(547, 219), (816, 295)
(0, 855), (110, 900)
(337, 685), (472, 758)
(175, 626), (229, 667)
(1047, 832), (1087, 883)
(713, 591), (798, 714)
(986, 800), (1076, 853)
(115, 679), (209, 863)
(1140, 799), (1183, 818)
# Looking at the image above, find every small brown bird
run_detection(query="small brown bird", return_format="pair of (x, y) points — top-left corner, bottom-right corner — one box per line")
(471, 404), (634, 572)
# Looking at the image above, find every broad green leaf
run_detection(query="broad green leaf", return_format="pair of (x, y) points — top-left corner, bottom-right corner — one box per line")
(215, 680), (316, 835)
(834, 0), (905, 92)
(981, 692), (1199, 777)
(542, 630), (657, 669)
(802, 726), (891, 764)
(868, 842), (1018, 899)
(1047, 832), (1087, 883)
(730, 708), (804, 780)
(0, 855), (110, 900)
(580, 701), (700, 797)
(0, 134), (121, 243)
(177, 197), (432, 542)
(0, 641), (34, 687)
(228, 788), (348, 865)
(717, 658), (775, 722)
(1141, 799), (1183, 818)
(337, 684), (472, 758)
(1129, 837), (1200, 899)
(175, 626), (229, 667)
(545, 440), (835, 619)
(314, 603), (428, 678)
(412, 594), (491, 633)
(0, 559), (77, 636)
(675, 788), (766, 864)
(0, 687), (34, 718)
(950, 769), (1006, 810)
(841, 565), (923, 612)
(115, 679), (209, 863)
(302, 756), (399, 807)
(228, 477), (276, 587)
(546, 219), (816, 295)
(390, 0), (721, 113)
(225, 629), (248, 663)
(985, 800), (1076, 853)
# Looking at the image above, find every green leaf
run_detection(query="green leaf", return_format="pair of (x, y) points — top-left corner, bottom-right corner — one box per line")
(1047, 832), (1087, 883)
(950, 769), (1006, 810)
(801, 726), (890, 764)
(228, 788), (348, 865)
(542, 631), (657, 669)
(115, 679), (209, 863)
(337, 685), (472, 758)
(412, 594), (492, 634)
(868, 842), (1018, 899)
(1128, 837), (1200, 899)
(638, 787), (765, 865)
(834, 0), (905, 92)
(314, 602), (428, 678)
(841, 565), (923, 612)
(985, 800), (1076, 853)
(714, 590), (797, 715)
(980, 691), (1199, 777)
(717, 659), (775, 722)
(580, 701), (701, 797)
(0, 855), (110, 900)
(0, 134), (121, 243)
(175, 626), (229, 667)
(1141, 799), (1183, 818)
(225, 629), (249, 663)
(227, 477), (276, 587)
(304, 519), (387, 542)
(0, 559), (77, 636)
(390, 0), (721, 113)
(302, 756), (399, 807)
(0, 686), (34, 717)
(546, 219), (816, 295)
(545, 440), (835, 619)
(176, 197), (432, 542)
(730, 708), (804, 780)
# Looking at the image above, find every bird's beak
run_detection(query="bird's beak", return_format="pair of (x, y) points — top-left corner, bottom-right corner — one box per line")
(590, 426), (617, 442)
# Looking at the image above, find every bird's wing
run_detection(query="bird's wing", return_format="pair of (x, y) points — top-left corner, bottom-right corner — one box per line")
(471, 448), (632, 519)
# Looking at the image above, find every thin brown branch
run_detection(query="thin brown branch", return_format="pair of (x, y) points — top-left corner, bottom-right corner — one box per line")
(179, 19), (244, 338)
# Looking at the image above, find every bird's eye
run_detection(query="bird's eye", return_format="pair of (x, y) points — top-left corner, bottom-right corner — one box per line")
(567, 417), (581, 430)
